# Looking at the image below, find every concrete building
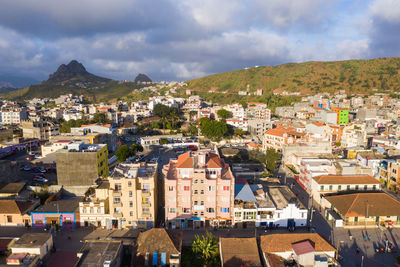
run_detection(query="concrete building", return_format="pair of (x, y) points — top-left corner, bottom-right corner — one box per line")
(263, 126), (306, 152)
(21, 118), (60, 140)
(107, 162), (158, 229)
(282, 141), (332, 168)
(298, 159), (336, 193)
(79, 200), (110, 228)
(76, 240), (123, 267)
(0, 108), (28, 124)
(56, 141), (109, 188)
(331, 107), (349, 124)
(163, 150), (235, 229)
(9, 233), (53, 260)
(246, 103), (271, 120)
(275, 106), (295, 118)
(0, 200), (38, 226)
(41, 140), (71, 157)
(247, 119), (272, 142)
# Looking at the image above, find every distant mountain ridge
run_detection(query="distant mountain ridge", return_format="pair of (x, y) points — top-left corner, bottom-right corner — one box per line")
(48, 60), (110, 83)
(134, 73), (152, 83)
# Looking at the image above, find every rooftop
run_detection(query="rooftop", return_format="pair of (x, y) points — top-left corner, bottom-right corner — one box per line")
(260, 233), (335, 253)
(136, 228), (182, 255)
(220, 238), (262, 267)
(0, 182), (26, 194)
(267, 186), (305, 210)
(12, 233), (52, 248)
(77, 240), (122, 267)
(313, 175), (379, 185)
(325, 192), (400, 217)
(32, 198), (82, 213)
(0, 200), (36, 214)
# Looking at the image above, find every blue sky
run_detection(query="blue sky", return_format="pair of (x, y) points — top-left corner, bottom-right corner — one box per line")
(0, 0), (399, 83)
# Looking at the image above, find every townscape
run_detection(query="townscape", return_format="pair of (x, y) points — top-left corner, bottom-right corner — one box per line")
(1, 79), (400, 267)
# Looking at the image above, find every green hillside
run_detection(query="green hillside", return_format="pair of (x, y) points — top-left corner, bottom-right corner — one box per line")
(187, 57), (400, 95)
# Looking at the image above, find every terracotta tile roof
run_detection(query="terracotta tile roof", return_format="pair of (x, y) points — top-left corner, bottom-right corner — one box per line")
(260, 233), (335, 253)
(325, 192), (400, 217)
(313, 175), (379, 185)
(176, 152), (193, 168)
(264, 253), (285, 267)
(0, 200), (35, 214)
(137, 228), (182, 255)
(313, 122), (324, 127)
(220, 238), (262, 267)
(265, 126), (295, 137)
(206, 153), (223, 168)
(291, 240), (315, 255)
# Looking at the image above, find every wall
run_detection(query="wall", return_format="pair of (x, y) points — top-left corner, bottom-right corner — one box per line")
(56, 152), (99, 186)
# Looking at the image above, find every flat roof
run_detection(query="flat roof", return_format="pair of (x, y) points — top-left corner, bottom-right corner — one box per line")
(12, 233), (52, 248)
(0, 182), (25, 194)
(77, 241), (122, 267)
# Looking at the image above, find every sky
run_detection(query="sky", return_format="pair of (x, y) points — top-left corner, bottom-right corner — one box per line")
(0, 0), (399, 83)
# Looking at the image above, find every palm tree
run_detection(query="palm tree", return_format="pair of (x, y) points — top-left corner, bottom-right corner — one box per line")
(192, 232), (219, 266)
(169, 109), (180, 129)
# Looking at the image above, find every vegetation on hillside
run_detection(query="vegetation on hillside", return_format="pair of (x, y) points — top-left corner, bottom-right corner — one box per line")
(187, 57), (400, 95)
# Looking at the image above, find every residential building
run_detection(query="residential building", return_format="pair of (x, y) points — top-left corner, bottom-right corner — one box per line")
(79, 200), (110, 228)
(246, 103), (271, 120)
(21, 117), (60, 140)
(163, 151), (235, 229)
(224, 103), (245, 120)
(310, 175), (381, 206)
(219, 238), (262, 267)
(0, 182), (26, 198)
(340, 123), (367, 148)
(76, 240), (123, 267)
(31, 198), (82, 229)
(107, 162), (158, 229)
(331, 107), (349, 124)
(263, 126), (305, 152)
(56, 141), (109, 188)
(275, 106), (295, 118)
(41, 140), (71, 157)
(247, 119), (272, 142)
(233, 184), (308, 229)
(0, 108), (28, 124)
(9, 233), (53, 261)
(0, 200), (38, 226)
(324, 192), (400, 227)
(260, 233), (336, 267)
(225, 119), (248, 131)
(298, 159), (336, 193)
(135, 228), (182, 267)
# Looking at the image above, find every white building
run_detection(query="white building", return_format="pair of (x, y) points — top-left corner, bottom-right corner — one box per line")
(0, 108), (28, 124)
(298, 158), (336, 194)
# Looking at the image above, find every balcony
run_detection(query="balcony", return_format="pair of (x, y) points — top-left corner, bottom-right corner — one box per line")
(113, 202), (123, 207)
(142, 190), (151, 197)
(142, 202), (151, 207)
(113, 213), (123, 218)
(113, 191), (122, 197)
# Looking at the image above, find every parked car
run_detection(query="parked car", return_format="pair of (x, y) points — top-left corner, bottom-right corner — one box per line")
(21, 165), (31, 171)
(33, 173), (45, 178)
(34, 154), (41, 159)
(33, 177), (48, 183)
(150, 158), (159, 163)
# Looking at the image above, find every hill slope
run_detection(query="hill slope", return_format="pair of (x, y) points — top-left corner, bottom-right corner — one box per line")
(187, 58), (400, 95)
(3, 60), (143, 102)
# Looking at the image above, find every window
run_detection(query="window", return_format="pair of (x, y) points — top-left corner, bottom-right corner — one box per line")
(168, 186), (174, 191)
(200, 180), (204, 184)
(194, 212), (198, 216)
(113, 197), (121, 203)
(320, 185), (324, 191)
(200, 212), (204, 216)
(223, 186), (229, 191)
(143, 184), (150, 191)
(130, 211), (134, 216)
(142, 207), (150, 214)
(373, 185), (377, 190)
(207, 208), (215, 213)
(220, 207), (230, 213)
(200, 190), (204, 194)
(208, 186), (215, 191)
(168, 208), (176, 213)
(194, 190), (198, 194)
(115, 183), (122, 191)
(194, 201), (198, 205)
(329, 185), (333, 191)
(338, 185), (342, 190)
(184, 186), (190, 191)
(364, 185), (368, 190)
(347, 185), (351, 190)
(244, 212), (256, 220)
(201, 201), (204, 205)
(194, 179), (198, 184)
(355, 185), (359, 190)
(129, 191), (133, 197)
(7, 216), (12, 223)
(182, 208), (190, 213)
(129, 201), (133, 207)
(235, 212), (241, 218)
(128, 181), (132, 187)
(301, 213), (305, 218)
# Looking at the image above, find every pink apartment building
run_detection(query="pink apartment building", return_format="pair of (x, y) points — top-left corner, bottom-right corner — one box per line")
(163, 151), (235, 229)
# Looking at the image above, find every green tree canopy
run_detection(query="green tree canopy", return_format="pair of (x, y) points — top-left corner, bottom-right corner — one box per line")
(115, 145), (131, 162)
(192, 232), (219, 266)
(217, 109), (231, 120)
(92, 112), (111, 124)
(200, 117), (228, 140)
(265, 148), (280, 172)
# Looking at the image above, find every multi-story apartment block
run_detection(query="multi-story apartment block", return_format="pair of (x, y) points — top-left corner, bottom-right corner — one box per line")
(226, 119), (248, 131)
(246, 103), (271, 120)
(56, 141), (109, 188)
(108, 162), (158, 229)
(163, 151), (235, 229)
(298, 158), (336, 193)
(79, 201), (110, 228)
(224, 103), (245, 120)
(331, 107), (349, 125)
(21, 117), (60, 140)
(262, 126), (306, 152)
(248, 119), (272, 142)
(0, 108), (28, 124)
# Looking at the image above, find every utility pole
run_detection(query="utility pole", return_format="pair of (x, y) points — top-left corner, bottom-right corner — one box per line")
(308, 195), (314, 230)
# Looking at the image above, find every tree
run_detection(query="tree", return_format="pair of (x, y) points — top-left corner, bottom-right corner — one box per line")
(217, 109), (231, 120)
(92, 112), (110, 124)
(130, 144), (143, 154)
(189, 125), (198, 136)
(192, 232), (219, 266)
(160, 138), (169, 145)
(265, 148), (280, 172)
(239, 100), (248, 109)
(233, 128), (247, 136)
(200, 117), (228, 140)
(115, 145), (130, 162)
